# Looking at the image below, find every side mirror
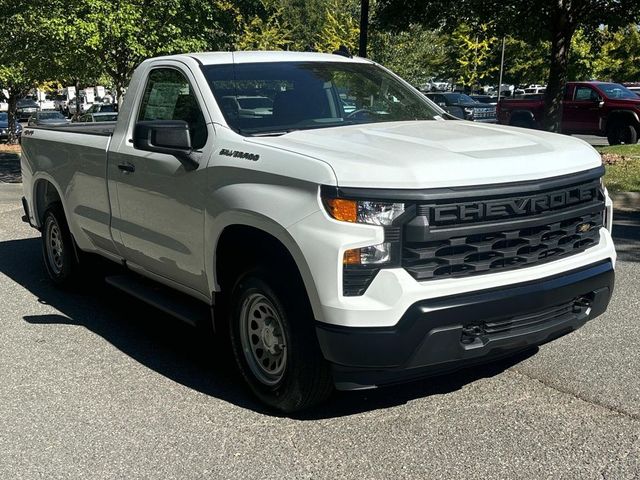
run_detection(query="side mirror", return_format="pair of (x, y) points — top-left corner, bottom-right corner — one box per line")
(133, 120), (199, 169)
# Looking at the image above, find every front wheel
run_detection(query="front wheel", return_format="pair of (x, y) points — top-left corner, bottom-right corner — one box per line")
(229, 273), (333, 413)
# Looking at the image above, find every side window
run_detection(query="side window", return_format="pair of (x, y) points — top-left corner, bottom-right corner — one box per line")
(574, 87), (598, 102)
(138, 68), (208, 150)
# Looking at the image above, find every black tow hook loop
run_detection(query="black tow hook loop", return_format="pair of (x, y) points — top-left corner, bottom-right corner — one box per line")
(461, 324), (485, 344)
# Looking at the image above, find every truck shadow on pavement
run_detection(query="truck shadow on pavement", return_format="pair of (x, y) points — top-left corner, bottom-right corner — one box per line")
(0, 235), (569, 419)
(611, 210), (640, 263)
(0, 153), (21, 183)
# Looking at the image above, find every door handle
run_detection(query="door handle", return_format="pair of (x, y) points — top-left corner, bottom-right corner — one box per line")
(117, 162), (135, 173)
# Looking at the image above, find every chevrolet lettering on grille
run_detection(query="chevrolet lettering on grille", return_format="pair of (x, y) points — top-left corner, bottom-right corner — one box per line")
(432, 184), (598, 224)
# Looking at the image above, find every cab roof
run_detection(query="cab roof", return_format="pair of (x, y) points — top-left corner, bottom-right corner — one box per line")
(187, 51), (373, 65)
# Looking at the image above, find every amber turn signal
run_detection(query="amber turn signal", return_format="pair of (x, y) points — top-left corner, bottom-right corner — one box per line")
(324, 198), (357, 223)
(343, 248), (361, 265)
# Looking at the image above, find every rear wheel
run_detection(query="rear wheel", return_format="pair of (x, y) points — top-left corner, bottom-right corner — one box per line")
(510, 115), (534, 129)
(607, 122), (638, 145)
(41, 203), (80, 286)
(229, 272), (333, 413)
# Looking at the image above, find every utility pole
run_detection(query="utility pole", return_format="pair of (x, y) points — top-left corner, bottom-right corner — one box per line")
(359, 0), (369, 57)
(497, 37), (506, 102)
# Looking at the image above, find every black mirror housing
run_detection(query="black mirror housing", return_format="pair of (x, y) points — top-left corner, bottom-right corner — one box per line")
(133, 120), (199, 168)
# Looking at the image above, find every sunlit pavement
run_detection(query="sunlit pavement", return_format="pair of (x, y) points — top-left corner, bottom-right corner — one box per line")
(0, 183), (639, 479)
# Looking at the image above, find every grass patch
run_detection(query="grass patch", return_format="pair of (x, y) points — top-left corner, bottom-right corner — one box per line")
(596, 144), (640, 192)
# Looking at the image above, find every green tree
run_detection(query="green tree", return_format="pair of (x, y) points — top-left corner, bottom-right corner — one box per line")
(314, 0), (360, 53)
(236, 1), (294, 50)
(369, 25), (448, 87)
(594, 25), (640, 82)
(375, 0), (640, 131)
(448, 23), (497, 90)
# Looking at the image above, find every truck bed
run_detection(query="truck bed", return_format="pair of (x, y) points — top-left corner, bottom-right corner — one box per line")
(31, 122), (116, 136)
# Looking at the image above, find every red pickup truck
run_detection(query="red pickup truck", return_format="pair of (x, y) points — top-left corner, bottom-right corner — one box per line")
(497, 81), (640, 145)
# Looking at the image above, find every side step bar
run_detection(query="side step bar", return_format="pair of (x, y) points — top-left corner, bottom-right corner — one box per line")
(105, 274), (211, 327)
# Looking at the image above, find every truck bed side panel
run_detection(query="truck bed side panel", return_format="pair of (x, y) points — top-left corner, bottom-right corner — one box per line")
(21, 128), (117, 256)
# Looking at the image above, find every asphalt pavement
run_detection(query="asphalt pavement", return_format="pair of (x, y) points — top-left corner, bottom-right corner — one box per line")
(0, 174), (639, 478)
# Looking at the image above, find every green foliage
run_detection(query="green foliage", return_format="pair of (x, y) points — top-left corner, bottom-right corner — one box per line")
(314, 0), (360, 53)
(237, 2), (294, 50)
(449, 23), (497, 88)
(369, 25), (447, 87)
(500, 37), (549, 85)
(594, 25), (640, 83)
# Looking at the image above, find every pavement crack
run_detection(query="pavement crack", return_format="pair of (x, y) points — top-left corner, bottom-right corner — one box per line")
(508, 367), (640, 421)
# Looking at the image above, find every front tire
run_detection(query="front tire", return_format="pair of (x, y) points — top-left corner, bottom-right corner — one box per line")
(41, 203), (79, 286)
(229, 273), (333, 413)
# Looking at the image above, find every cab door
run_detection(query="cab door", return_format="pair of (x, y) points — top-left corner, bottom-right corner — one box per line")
(563, 85), (602, 134)
(108, 64), (214, 296)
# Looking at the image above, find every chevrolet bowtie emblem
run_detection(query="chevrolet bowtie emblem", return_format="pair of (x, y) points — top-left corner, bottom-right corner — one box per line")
(577, 223), (592, 233)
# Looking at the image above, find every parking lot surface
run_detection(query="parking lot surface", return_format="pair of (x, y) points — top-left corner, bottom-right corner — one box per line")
(0, 178), (639, 479)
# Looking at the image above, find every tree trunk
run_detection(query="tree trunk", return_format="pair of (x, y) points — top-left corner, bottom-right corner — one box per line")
(74, 79), (82, 121)
(7, 91), (19, 145)
(542, 8), (574, 132)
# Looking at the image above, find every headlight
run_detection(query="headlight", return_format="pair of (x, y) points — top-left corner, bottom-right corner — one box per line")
(322, 198), (405, 226)
(322, 195), (405, 272)
(463, 107), (475, 119)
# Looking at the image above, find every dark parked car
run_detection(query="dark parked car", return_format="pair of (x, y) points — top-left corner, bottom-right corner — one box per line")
(16, 99), (40, 121)
(0, 112), (23, 142)
(425, 92), (497, 123)
(27, 110), (69, 127)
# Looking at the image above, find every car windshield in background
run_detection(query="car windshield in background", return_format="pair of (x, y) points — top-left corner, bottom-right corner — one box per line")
(18, 100), (38, 108)
(94, 114), (118, 122)
(446, 93), (476, 104)
(599, 83), (638, 100)
(39, 112), (65, 119)
(201, 61), (439, 135)
(0, 113), (7, 121)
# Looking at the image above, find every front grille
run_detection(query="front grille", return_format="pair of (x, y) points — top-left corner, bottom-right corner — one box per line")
(402, 173), (605, 281)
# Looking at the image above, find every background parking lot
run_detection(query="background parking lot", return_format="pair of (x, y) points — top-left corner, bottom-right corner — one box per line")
(0, 175), (639, 478)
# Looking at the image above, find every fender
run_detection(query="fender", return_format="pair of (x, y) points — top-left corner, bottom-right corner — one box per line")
(206, 210), (325, 323)
(604, 109), (640, 130)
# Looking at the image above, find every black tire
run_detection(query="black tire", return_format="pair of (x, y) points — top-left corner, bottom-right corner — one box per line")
(229, 271), (333, 413)
(41, 203), (80, 286)
(510, 115), (534, 129)
(607, 122), (638, 146)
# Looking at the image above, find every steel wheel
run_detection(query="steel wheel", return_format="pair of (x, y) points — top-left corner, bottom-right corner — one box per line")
(45, 220), (65, 275)
(239, 293), (288, 386)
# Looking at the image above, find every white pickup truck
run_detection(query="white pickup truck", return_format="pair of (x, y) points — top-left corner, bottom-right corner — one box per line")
(21, 51), (616, 412)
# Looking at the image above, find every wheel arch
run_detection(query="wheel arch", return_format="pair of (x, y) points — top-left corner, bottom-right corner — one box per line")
(605, 110), (640, 131)
(32, 175), (66, 227)
(209, 213), (324, 324)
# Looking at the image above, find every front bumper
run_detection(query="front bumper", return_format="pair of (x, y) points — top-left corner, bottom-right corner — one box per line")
(316, 260), (614, 390)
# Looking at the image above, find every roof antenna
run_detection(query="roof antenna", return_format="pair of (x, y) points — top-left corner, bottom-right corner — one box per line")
(332, 45), (352, 58)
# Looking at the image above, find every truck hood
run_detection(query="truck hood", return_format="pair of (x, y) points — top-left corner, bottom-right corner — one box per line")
(246, 120), (602, 189)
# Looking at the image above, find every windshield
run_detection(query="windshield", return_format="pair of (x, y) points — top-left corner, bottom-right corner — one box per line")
(94, 114), (118, 122)
(599, 83), (638, 100)
(39, 112), (65, 119)
(0, 113), (7, 122)
(201, 61), (439, 135)
(446, 93), (476, 104)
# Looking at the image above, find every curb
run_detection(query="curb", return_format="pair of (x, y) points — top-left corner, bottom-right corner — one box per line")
(610, 192), (640, 212)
